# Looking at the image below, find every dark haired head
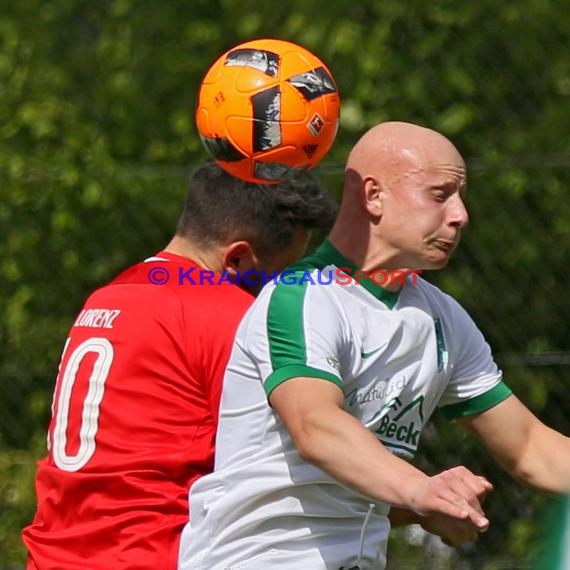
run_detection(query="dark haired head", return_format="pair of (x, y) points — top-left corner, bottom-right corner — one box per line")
(175, 161), (337, 259)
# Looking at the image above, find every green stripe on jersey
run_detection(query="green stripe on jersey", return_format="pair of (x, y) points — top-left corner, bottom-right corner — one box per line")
(440, 381), (512, 420)
(289, 240), (400, 308)
(265, 364), (343, 397)
(267, 280), (309, 370)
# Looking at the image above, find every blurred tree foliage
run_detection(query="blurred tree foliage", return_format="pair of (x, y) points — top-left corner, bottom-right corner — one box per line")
(1, 0), (569, 567)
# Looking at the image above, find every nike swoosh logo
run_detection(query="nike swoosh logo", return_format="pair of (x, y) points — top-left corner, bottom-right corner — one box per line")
(361, 346), (384, 359)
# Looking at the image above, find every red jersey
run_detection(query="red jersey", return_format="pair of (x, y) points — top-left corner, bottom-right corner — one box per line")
(22, 251), (253, 570)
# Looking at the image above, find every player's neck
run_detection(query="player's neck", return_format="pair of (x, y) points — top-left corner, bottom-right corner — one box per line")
(328, 227), (406, 293)
(164, 236), (221, 273)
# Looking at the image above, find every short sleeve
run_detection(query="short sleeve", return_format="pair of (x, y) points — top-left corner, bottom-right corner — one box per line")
(244, 279), (347, 398)
(438, 300), (512, 420)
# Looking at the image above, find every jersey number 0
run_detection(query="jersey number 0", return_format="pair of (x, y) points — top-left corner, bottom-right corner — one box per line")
(50, 337), (114, 472)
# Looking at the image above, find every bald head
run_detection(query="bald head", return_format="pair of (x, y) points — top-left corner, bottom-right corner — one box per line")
(330, 121), (469, 273)
(345, 121), (465, 187)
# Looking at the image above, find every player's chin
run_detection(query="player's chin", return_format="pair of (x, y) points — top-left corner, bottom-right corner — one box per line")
(423, 253), (453, 270)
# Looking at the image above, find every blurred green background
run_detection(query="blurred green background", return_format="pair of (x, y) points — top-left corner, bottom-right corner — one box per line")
(1, 1), (569, 568)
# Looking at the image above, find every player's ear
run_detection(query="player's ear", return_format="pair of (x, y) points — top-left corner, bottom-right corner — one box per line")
(363, 175), (384, 218)
(221, 241), (258, 279)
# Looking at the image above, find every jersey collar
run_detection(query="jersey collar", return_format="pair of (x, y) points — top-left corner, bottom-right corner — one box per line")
(147, 250), (200, 266)
(310, 240), (401, 309)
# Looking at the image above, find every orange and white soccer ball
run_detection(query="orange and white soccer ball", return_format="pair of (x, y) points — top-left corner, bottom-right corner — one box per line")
(196, 38), (340, 183)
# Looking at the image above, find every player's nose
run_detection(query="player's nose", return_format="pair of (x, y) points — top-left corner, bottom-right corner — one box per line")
(448, 194), (469, 229)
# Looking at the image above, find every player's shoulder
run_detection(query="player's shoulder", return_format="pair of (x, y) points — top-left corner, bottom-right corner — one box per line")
(411, 275), (470, 315)
(90, 254), (253, 316)
(239, 269), (340, 344)
(259, 265), (334, 305)
(412, 274), (450, 301)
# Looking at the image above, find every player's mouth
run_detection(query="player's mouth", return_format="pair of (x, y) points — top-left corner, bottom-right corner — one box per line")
(432, 239), (457, 253)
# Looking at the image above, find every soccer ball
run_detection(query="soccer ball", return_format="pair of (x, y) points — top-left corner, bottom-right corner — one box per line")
(196, 38), (340, 184)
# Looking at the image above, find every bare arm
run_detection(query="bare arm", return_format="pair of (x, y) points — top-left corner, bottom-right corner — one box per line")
(459, 395), (570, 493)
(270, 377), (491, 528)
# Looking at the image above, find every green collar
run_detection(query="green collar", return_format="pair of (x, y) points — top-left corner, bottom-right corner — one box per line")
(298, 239), (401, 309)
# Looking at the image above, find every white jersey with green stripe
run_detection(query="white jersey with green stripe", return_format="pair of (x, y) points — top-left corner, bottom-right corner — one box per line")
(179, 240), (511, 570)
